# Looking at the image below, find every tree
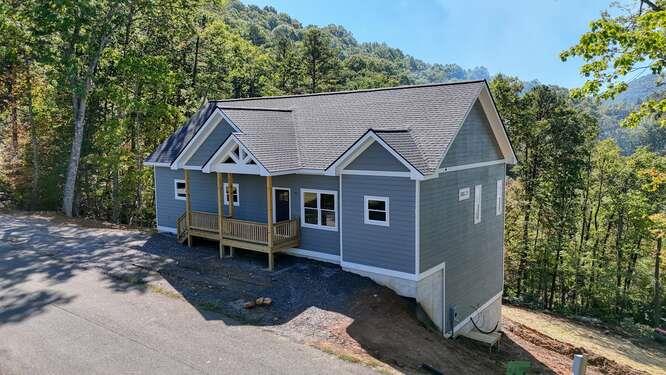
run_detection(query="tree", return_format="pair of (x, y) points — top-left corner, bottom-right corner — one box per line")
(561, 0), (666, 128)
(301, 27), (338, 93)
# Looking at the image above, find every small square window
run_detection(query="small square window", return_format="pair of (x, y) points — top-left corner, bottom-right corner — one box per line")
(174, 179), (186, 200)
(364, 196), (389, 226)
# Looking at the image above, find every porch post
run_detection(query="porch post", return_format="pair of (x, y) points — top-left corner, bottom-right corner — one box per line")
(216, 172), (225, 259)
(266, 175), (274, 271)
(226, 173), (234, 257)
(184, 169), (192, 247)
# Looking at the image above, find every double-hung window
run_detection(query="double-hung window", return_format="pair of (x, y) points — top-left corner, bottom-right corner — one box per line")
(301, 189), (337, 231)
(174, 179), (186, 200)
(223, 183), (240, 206)
(364, 196), (389, 226)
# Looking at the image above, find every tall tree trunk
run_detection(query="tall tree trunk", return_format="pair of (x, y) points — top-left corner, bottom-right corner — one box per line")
(62, 34), (110, 217)
(192, 35), (200, 89)
(654, 237), (662, 327)
(615, 206), (626, 319)
(27, 65), (39, 209)
(63, 93), (88, 216)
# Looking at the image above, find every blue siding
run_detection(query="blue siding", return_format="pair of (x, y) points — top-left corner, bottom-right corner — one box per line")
(341, 175), (416, 273)
(154, 167), (186, 228)
(346, 142), (409, 172)
(273, 175), (341, 255)
(420, 163), (505, 331)
(185, 119), (235, 167)
(441, 100), (503, 167)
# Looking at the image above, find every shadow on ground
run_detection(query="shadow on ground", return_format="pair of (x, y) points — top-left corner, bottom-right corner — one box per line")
(0, 212), (553, 374)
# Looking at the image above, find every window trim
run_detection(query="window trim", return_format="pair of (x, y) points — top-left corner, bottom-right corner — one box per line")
(300, 188), (338, 231)
(174, 179), (186, 201)
(364, 195), (390, 227)
(474, 184), (482, 224)
(496, 179), (503, 216)
(223, 182), (240, 206)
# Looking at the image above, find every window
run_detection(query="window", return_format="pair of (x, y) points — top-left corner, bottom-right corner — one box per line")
(223, 183), (239, 206)
(174, 179), (186, 200)
(364, 196), (389, 226)
(496, 179), (503, 216)
(301, 189), (337, 231)
(458, 187), (470, 201)
(474, 184), (482, 224)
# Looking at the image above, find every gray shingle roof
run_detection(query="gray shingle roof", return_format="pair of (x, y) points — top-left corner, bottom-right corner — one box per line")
(145, 80), (488, 175)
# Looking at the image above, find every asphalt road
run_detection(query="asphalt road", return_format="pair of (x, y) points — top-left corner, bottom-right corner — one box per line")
(0, 213), (374, 375)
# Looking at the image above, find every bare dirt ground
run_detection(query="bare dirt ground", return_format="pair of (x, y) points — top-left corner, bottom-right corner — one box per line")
(504, 305), (666, 375)
(2, 211), (660, 374)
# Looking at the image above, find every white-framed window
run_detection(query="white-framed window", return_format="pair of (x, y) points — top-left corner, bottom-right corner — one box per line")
(474, 184), (482, 224)
(300, 189), (338, 231)
(364, 196), (389, 226)
(174, 179), (186, 200)
(496, 179), (503, 216)
(223, 182), (240, 206)
(458, 187), (470, 201)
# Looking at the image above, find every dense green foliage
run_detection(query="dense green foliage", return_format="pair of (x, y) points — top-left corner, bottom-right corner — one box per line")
(561, 0), (666, 128)
(494, 75), (665, 326)
(0, 0), (664, 326)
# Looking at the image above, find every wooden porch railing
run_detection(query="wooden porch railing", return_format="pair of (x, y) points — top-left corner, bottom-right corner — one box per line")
(183, 211), (299, 249)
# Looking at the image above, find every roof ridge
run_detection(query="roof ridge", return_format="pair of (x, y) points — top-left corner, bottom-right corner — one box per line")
(211, 80), (487, 103)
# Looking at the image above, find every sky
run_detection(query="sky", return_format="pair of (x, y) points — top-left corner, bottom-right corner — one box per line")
(243, 0), (613, 88)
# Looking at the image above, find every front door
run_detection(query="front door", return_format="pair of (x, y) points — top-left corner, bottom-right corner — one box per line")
(274, 188), (291, 222)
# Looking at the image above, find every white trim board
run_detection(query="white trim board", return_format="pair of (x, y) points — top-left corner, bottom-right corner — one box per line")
(415, 179), (420, 275)
(417, 261), (445, 281)
(341, 260), (417, 281)
(342, 170), (411, 178)
(452, 290), (503, 334)
(144, 161), (171, 167)
(157, 226), (177, 234)
(423, 159), (506, 180)
(285, 248), (340, 264)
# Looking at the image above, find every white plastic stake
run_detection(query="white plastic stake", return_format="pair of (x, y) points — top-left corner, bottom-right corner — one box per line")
(572, 354), (586, 375)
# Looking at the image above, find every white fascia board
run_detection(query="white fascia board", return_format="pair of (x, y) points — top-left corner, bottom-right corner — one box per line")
(439, 159), (506, 173)
(143, 161), (171, 167)
(271, 168), (325, 176)
(478, 87), (517, 165)
(171, 108), (242, 170)
(325, 131), (424, 180)
(341, 170), (412, 178)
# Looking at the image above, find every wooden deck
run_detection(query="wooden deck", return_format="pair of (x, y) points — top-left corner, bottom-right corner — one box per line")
(176, 211), (300, 254)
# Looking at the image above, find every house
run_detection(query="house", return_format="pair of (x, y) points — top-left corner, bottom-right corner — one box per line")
(144, 80), (517, 336)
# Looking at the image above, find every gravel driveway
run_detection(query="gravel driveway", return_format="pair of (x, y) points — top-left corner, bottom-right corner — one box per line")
(0, 212), (376, 375)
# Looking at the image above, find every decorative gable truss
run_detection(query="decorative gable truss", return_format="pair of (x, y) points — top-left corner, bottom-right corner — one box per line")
(202, 135), (270, 176)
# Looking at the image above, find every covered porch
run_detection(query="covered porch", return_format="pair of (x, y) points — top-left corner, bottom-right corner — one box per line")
(176, 171), (299, 271)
